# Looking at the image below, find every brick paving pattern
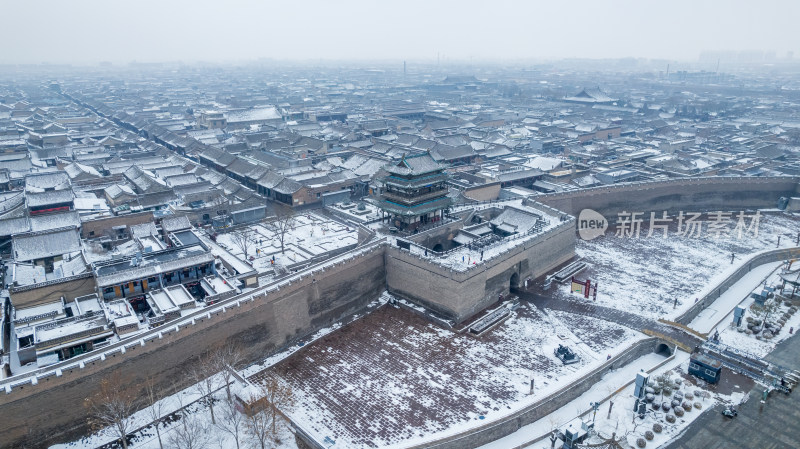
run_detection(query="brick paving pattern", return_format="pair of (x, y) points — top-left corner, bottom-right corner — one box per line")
(248, 303), (636, 448)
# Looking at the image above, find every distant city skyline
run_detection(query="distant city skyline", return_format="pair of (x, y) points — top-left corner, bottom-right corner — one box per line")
(1, 0), (798, 65)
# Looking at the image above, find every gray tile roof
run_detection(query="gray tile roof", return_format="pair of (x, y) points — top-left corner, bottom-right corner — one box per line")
(29, 211), (81, 232)
(490, 206), (544, 235)
(24, 172), (70, 192)
(385, 152), (444, 176)
(13, 227), (82, 261)
(0, 216), (30, 237)
(26, 189), (75, 208)
(162, 215), (191, 232)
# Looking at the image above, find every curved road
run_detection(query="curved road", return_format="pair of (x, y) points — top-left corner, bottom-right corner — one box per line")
(517, 289), (704, 351)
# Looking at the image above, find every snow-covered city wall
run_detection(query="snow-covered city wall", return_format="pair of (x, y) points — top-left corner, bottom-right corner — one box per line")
(676, 246), (800, 325)
(0, 243), (387, 447)
(385, 218), (575, 322)
(536, 175), (800, 217)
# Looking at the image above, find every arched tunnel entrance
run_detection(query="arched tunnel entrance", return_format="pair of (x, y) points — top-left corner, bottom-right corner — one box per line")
(656, 343), (673, 357)
(510, 272), (520, 291)
(432, 243), (444, 253)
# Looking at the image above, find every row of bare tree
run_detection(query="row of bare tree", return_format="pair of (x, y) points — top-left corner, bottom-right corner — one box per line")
(229, 208), (296, 259)
(84, 344), (294, 449)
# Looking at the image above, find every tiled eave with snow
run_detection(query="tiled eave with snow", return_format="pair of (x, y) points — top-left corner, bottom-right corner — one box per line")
(95, 252), (214, 288)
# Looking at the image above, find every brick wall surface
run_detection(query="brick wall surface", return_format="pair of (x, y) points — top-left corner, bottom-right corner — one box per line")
(10, 274), (97, 309)
(385, 221), (576, 322)
(80, 211), (155, 239)
(537, 176), (799, 218)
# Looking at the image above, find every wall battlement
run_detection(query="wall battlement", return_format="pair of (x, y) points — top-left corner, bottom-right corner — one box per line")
(1, 176), (796, 447)
(0, 242), (387, 447)
(536, 175), (800, 217)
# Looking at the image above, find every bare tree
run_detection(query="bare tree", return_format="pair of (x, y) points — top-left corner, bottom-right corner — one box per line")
(229, 228), (256, 259)
(144, 378), (166, 449)
(265, 208), (295, 254)
(212, 343), (244, 403)
(191, 354), (221, 425)
(216, 397), (246, 449)
(259, 375), (296, 437)
(169, 403), (211, 449)
(84, 375), (137, 449)
(244, 401), (273, 449)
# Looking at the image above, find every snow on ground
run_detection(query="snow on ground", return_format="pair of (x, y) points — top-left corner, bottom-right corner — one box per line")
(477, 351), (676, 449)
(689, 262), (782, 334)
(215, 212), (358, 273)
(51, 378), (300, 449)
(544, 212), (800, 321)
(248, 295), (644, 449)
(589, 358), (749, 449)
(712, 272), (800, 358)
(485, 351), (753, 449)
(548, 309), (641, 355)
(328, 201), (383, 223)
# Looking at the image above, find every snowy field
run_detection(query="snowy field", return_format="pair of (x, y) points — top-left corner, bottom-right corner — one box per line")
(215, 212), (358, 273)
(543, 212), (800, 321)
(327, 201), (383, 223)
(248, 293), (644, 449)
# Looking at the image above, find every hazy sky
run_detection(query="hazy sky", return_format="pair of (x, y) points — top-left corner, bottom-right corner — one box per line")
(2, 0), (798, 65)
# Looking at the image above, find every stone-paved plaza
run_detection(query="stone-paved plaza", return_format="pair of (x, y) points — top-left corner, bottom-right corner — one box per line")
(248, 298), (641, 448)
